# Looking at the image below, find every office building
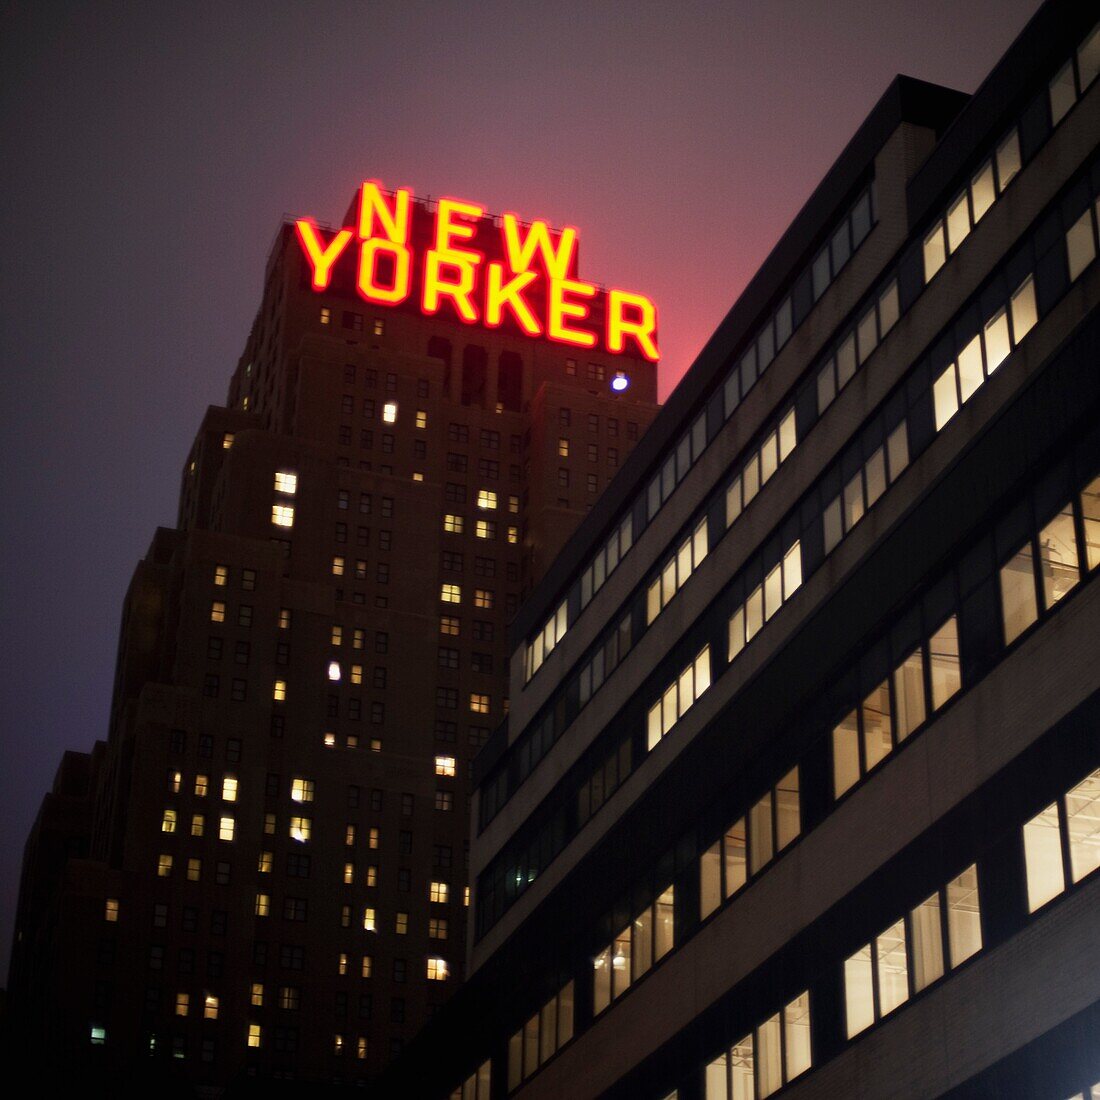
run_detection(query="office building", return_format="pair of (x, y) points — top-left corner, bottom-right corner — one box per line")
(386, 3), (1100, 1097)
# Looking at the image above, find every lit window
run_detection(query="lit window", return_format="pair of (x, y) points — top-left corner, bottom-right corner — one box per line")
(1038, 504), (1081, 608)
(845, 867), (980, 1038)
(222, 776), (238, 802)
(474, 589), (493, 609)
(320, 306), (331, 325)
(441, 583), (461, 604)
(435, 756), (456, 777)
(211, 601), (226, 623)
(104, 898), (119, 922)
(362, 955), (373, 978)
(257, 851), (273, 873)
(204, 994), (219, 1020)
(194, 774), (208, 797)
(476, 519), (495, 539)
(507, 526), (518, 544)
(368, 827), (380, 849)
(357, 1037), (368, 1060)
(219, 816), (235, 842)
(416, 410), (427, 429)
(350, 664), (363, 684)
(271, 504), (295, 528)
(157, 854), (173, 877)
(395, 912), (408, 935)
(646, 647), (711, 750)
(222, 432), (235, 449)
(427, 958), (448, 981)
(558, 437), (569, 457)
(363, 907), (376, 932)
(328, 660), (341, 681)
(279, 608), (291, 629)
(593, 889), (673, 1016)
(169, 769), (182, 793)
(161, 808), (177, 833)
(251, 983), (264, 1006)
(187, 857), (201, 881)
(247, 1023), (262, 1048)
(289, 816), (312, 843)
(1000, 543), (1038, 644)
(430, 881), (449, 903)
(345, 825), (356, 845)
(331, 625), (343, 647)
(176, 992), (190, 1017)
(334, 1034), (345, 1055)
(332, 556), (345, 576)
(274, 471), (298, 495)
(470, 693), (490, 714)
(383, 402), (397, 423)
(291, 778), (314, 803)
(214, 564), (228, 586)
(273, 679), (287, 701)
(477, 489), (497, 510)
(442, 513), (465, 535)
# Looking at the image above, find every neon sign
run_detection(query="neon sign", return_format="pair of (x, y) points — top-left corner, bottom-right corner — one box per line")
(294, 181), (659, 362)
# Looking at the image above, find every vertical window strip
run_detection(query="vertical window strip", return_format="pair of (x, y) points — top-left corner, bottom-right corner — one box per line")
(844, 865), (982, 1040)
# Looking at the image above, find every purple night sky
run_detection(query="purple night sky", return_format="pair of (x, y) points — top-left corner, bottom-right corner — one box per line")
(0, 0), (1042, 978)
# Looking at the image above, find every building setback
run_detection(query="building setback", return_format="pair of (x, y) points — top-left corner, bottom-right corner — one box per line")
(6, 192), (658, 1090)
(380, 2), (1100, 1098)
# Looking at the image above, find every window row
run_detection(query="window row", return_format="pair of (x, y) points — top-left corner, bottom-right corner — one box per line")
(1022, 768), (1100, 913)
(923, 129), (1021, 283)
(593, 887), (674, 1015)
(700, 769), (801, 920)
(723, 182), (876, 429)
(212, 563), (257, 591)
(1000, 478), (1100, 646)
(524, 599), (568, 681)
(705, 992), (811, 1100)
(578, 611), (633, 708)
(449, 1061), (491, 1100)
(844, 865), (981, 1039)
(646, 518), (709, 625)
(1049, 21), (1100, 129)
(822, 421), (909, 554)
(507, 982), (575, 1091)
(646, 647), (712, 751)
(727, 541), (802, 660)
(932, 275), (1038, 432)
(724, 410), (798, 531)
(832, 615), (961, 799)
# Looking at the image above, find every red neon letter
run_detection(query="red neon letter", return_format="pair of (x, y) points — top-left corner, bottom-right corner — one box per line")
(547, 279), (598, 349)
(485, 263), (541, 335)
(607, 289), (660, 361)
(357, 182), (413, 305)
(433, 198), (484, 253)
(501, 215), (577, 280)
(422, 198), (485, 322)
(295, 221), (354, 290)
